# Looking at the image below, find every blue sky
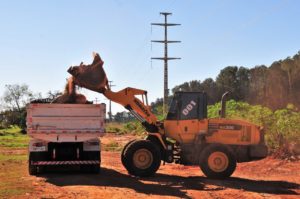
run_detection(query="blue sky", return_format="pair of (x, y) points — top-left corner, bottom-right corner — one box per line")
(0, 0), (299, 113)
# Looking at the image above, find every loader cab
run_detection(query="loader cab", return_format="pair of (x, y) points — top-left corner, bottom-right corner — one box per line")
(166, 92), (207, 120)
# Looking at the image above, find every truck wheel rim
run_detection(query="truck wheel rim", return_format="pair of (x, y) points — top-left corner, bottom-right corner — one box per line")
(208, 152), (229, 172)
(133, 149), (153, 169)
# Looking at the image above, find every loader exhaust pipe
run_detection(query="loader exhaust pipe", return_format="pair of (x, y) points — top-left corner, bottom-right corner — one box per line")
(220, 91), (230, 118)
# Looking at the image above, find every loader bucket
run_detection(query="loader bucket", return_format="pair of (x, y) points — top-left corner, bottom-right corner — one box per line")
(67, 52), (108, 93)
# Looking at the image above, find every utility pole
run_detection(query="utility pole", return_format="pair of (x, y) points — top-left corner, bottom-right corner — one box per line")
(151, 12), (181, 115)
(108, 81), (115, 122)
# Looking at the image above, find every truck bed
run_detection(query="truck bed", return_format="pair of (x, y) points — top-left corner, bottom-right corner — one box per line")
(26, 103), (106, 142)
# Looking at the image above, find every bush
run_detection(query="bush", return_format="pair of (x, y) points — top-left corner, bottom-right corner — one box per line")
(106, 123), (126, 134)
(0, 108), (27, 131)
(123, 121), (145, 135)
(104, 141), (122, 151)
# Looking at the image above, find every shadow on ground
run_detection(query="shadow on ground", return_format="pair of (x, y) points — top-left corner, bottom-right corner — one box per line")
(43, 167), (300, 199)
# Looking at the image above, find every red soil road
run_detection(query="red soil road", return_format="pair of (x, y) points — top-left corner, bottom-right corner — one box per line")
(8, 151), (299, 199)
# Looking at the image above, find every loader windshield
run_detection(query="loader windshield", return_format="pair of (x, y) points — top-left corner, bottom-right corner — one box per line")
(166, 92), (208, 120)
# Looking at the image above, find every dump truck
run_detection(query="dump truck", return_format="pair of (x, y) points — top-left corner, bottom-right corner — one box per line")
(26, 103), (106, 175)
(67, 52), (268, 179)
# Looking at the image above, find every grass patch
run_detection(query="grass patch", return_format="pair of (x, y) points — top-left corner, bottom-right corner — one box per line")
(0, 125), (22, 134)
(0, 126), (29, 148)
(106, 122), (146, 136)
(0, 154), (27, 161)
(0, 152), (32, 198)
(0, 126), (32, 198)
(106, 122), (127, 134)
(104, 141), (123, 152)
(0, 134), (29, 148)
(0, 188), (31, 198)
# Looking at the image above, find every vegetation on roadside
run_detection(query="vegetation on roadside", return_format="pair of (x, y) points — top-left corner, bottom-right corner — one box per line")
(0, 126), (29, 148)
(0, 126), (31, 198)
(0, 154), (27, 161)
(103, 140), (123, 152)
(106, 121), (146, 136)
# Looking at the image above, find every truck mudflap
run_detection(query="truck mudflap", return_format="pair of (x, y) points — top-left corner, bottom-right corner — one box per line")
(249, 144), (268, 160)
(31, 160), (100, 166)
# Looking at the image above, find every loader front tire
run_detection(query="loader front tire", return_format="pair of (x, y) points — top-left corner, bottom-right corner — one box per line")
(123, 140), (161, 177)
(121, 139), (137, 168)
(199, 144), (236, 179)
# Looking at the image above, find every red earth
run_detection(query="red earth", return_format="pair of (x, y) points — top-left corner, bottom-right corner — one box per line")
(1, 134), (299, 199)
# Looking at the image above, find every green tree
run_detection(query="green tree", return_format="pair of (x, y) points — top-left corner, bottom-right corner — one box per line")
(172, 82), (191, 93)
(248, 65), (268, 104)
(201, 78), (218, 104)
(281, 57), (295, 94)
(1, 84), (35, 130)
(3, 84), (33, 112)
(216, 66), (239, 99)
(236, 67), (250, 100)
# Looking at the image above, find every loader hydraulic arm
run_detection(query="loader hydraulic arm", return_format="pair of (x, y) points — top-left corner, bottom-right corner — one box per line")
(102, 87), (160, 133)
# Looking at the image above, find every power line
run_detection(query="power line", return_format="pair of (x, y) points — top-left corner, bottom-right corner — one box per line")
(151, 12), (181, 115)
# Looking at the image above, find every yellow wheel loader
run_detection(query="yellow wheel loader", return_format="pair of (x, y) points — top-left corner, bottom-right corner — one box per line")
(67, 53), (268, 179)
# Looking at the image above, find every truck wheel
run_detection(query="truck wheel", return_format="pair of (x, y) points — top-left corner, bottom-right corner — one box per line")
(28, 153), (37, 175)
(121, 139), (137, 168)
(29, 164), (38, 175)
(199, 144), (236, 179)
(123, 140), (161, 177)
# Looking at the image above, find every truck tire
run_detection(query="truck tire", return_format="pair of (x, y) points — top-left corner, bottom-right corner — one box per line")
(29, 164), (38, 175)
(81, 164), (100, 173)
(80, 165), (89, 173)
(28, 153), (37, 175)
(121, 139), (137, 168)
(90, 165), (100, 173)
(199, 144), (236, 179)
(123, 140), (161, 177)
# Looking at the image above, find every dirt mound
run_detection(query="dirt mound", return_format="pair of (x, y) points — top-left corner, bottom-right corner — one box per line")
(51, 77), (92, 104)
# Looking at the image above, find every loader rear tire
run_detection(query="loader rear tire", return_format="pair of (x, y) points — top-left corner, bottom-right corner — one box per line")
(199, 144), (236, 179)
(123, 140), (161, 177)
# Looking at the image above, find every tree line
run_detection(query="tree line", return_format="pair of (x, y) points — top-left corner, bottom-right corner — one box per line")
(170, 51), (300, 110)
(0, 85), (61, 130)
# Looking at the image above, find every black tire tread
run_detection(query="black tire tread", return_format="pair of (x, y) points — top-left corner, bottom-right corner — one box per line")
(28, 153), (37, 175)
(199, 144), (236, 179)
(123, 139), (161, 177)
(121, 139), (138, 168)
